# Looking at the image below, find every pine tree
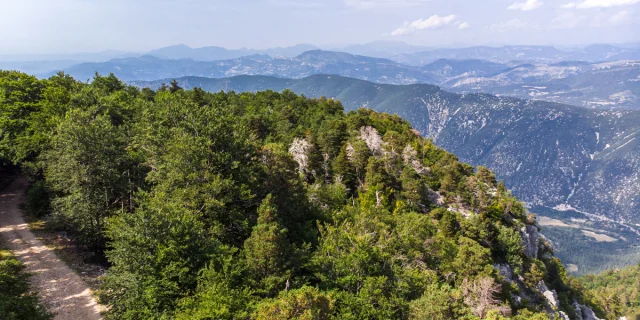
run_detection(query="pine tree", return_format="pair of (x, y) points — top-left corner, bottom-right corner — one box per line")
(244, 194), (292, 296)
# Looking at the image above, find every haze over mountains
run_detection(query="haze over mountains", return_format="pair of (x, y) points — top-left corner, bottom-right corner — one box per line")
(3, 42), (639, 109)
(44, 48), (640, 109)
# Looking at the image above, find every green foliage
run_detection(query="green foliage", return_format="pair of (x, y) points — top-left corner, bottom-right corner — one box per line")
(0, 71), (44, 163)
(452, 237), (494, 279)
(24, 180), (50, 218)
(409, 283), (466, 320)
(253, 286), (334, 320)
(244, 194), (294, 296)
(174, 259), (252, 320)
(579, 263), (640, 320)
(100, 194), (217, 319)
(496, 226), (524, 275)
(0, 71), (599, 319)
(0, 247), (51, 320)
(43, 108), (138, 252)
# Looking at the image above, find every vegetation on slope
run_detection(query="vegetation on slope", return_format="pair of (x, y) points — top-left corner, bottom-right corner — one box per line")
(0, 70), (604, 319)
(579, 264), (640, 320)
(135, 74), (640, 227)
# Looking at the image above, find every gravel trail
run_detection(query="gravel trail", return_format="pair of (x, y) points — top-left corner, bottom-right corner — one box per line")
(0, 177), (103, 320)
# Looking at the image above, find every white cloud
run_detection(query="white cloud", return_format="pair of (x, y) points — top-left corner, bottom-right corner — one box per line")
(508, 0), (544, 11)
(610, 10), (631, 24)
(457, 21), (471, 30)
(391, 14), (469, 36)
(551, 12), (586, 28)
(344, 0), (431, 8)
(562, 0), (640, 8)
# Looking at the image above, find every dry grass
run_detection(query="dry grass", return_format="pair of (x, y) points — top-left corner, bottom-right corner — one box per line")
(538, 216), (572, 227)
(581, 230), (618, 243)
(539, 215), (620, 243)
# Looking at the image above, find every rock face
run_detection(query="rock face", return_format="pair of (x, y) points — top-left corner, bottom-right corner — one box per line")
(521, 225), (541, 260)
(537, 281), (560, 310)
(573, 302), (603, 320)
(494, 264), (515, 284)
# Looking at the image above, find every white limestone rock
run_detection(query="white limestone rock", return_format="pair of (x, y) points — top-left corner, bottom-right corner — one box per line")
(537, 281), (560, 309)
(521, 225), (540, 259)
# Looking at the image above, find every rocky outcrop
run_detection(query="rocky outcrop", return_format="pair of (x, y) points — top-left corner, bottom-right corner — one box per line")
(289, 138), (313, 174)
(537, 281), (560, 310)
(494, 264), (515, 284)
(520, 225), (541, 259)
(573, 302), (603, 320)
(402, 144), (430, 175)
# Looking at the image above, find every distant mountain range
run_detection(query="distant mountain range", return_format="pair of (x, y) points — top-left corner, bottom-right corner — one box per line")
(444, 60), (640, 109)
(0, 44), (318, 75)
(132, 74), (640, 226)
(54, 50), (640, 109)
(392, 44), (640, 65)
(144, 42), (640, 64)
(147, 43), (318, 60)
(50, 51), (437, 84)
(335, 41), (432, 58)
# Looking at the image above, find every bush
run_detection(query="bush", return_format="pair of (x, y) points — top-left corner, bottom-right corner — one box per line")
(25, 181), (50, 218)
(0, 251), (51, 320)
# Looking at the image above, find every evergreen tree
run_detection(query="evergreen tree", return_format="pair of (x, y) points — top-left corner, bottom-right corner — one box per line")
(100, 195), (216, 319)
(244, 194), (293, 296)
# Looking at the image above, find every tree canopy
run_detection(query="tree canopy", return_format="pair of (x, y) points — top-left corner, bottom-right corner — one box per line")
(0, 70), (604, 319)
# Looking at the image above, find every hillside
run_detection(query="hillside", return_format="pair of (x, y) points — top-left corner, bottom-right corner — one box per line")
(134, 75), (640, 228)
(1, 70), (605, 319)
(54, 50), (436, 84)
(445, 60), (640, 109)
(579, 264), (640, 319)
(52, 51), (640, 109)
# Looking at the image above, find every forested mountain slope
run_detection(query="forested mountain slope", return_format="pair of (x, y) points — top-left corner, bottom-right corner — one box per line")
(0, 70), (605, 319)
(444, 60), (640, 109)
(134, 75), (640, 226)
(579, 264), (640, 320)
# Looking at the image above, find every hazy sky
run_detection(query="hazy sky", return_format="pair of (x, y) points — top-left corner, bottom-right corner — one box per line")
(1, 0), (638, 54)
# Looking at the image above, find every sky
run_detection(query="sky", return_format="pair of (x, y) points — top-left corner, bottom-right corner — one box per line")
(0, 0), (638, 54)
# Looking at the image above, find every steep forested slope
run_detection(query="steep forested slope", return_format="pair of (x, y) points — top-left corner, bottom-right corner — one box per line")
(134, 75), (640, 226)
(0, 70), (606, 319)
(579, 264), (640, 320)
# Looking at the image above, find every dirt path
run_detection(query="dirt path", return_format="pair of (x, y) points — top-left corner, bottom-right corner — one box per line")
(0, 177), (103, 320)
